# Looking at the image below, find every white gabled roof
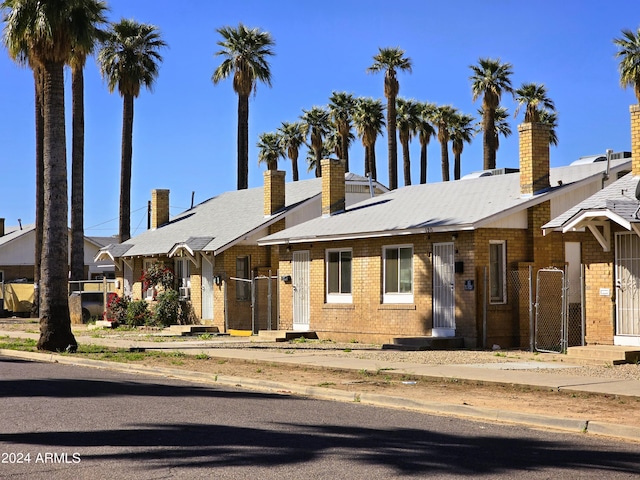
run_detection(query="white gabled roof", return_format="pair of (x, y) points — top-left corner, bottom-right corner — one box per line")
(260, 160), (631, 245)
(544, 172), (640, 233)
(97, 177), (325, 260)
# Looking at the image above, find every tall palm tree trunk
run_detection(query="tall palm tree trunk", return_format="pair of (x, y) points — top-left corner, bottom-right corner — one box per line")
(32, 67), (44, 318)
(290, 150), (299, 181)
(419, 143), (427, 184)
(401, 139), (411, 186)
(70, 66), (85, 282)
(454, 150), (461, 180)
(38, 60), (76, 352)
(314, 147), (322, 177)
(238, 93), (249, 189)
(440, 139), (450, 182)
(370, 143), (378, 180)
(119, 94), (134, 243)
(340, 132), (349, 172)
(387, 95), (398, 189)
(483, 109), (496, 170)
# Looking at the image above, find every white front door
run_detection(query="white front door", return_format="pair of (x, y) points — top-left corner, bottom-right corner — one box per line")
(433, 242), (455, 337)
(615, 233), (640, 346)
(201, 257), (214, 321)
(292, 251), (310, 331)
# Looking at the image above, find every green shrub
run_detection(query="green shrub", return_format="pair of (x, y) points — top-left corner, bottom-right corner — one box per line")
(154, 289), (180, 327)
(125, 299), (151, 327)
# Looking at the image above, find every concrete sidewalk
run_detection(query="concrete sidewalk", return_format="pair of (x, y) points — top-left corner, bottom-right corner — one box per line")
(1, 328), (639, 442)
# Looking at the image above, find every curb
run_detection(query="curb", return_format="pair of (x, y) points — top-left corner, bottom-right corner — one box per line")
(2, 348), (639, 443)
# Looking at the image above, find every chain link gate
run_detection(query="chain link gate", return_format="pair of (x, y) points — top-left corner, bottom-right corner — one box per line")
(228, 271), (280, 334)
(252, 271), (279, 334)
(535, 268), (567, 353)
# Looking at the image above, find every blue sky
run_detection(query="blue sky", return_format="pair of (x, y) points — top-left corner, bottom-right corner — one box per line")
(2, 0), (640, 237)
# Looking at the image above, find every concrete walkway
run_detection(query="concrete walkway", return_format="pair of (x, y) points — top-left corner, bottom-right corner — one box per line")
(1, 328), (639, 442)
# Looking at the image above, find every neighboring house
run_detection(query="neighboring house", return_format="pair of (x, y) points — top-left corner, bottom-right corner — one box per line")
(258, 124), (632, 347)
(0, 219), (115, 314)
(0, 220), (115, 282)
(94, 172), (388, 332)
(542, 106), (640, 348)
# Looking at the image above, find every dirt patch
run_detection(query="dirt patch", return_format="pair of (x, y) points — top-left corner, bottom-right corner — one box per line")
(129, 352), (640, 426)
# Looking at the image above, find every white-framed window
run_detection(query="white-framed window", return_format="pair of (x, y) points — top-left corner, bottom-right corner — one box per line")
(489, 241), (507, 304)
(383, 245), (413, 304)
(143, 259), (155, 300)
(236, 256), (250, 301)
(326, 249), (352, 303)
(174, 258), (191, 299)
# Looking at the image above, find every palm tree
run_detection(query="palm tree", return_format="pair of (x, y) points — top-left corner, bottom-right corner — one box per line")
(539, 109), (559, 146)
(396, 98), (420, 186)
(614, 27), (640, 103)
(305, 143), (333, 175)
(450, 113), (475, 180)
(277, 121), (307, 181)
(2, 0), (108, 352)
(367, 47), (412, 190)
(257, 132), (283, 170)
(417, 102), (436, 184)
(328, 91), (356, 171)
(470, 57), (513, 170)
(98, 19), (166, 243)
(212, 24), (275, 190)
(514, 82), (555, 123)
(353, 97), (385, 180)
(301, 106), (331, 177)
(69, 5), (108, 282)
(430, 105), (457, 182)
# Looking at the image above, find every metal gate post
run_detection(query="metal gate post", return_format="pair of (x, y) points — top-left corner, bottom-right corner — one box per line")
(267, 270), (272, 331)
(251, 271), (256, 335)
(529, 265), (533, 352)
(483, 266), (487, 349)
(581, 263), (586, 346)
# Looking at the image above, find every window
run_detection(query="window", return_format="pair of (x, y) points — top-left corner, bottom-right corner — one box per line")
(143, 260), (155, 299)
(383, 245), (413, 303)
(175, 258), (191, 299)
(236, 256), (250, 301)
(326, 249), (352, 303)
(489, 241), (506, 304)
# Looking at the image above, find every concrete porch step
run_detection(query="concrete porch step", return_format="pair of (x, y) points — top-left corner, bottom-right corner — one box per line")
(257, 330), (319, 342)
(164, 325), (220, 336)
(382, 336), (465, 351)
(566, 345), (640, 365)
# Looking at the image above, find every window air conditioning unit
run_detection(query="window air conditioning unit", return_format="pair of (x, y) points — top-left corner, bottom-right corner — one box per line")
(179, 286), (190, 299)
(145, 288), (155, 299)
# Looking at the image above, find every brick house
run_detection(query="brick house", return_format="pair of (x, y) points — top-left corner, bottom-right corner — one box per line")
(95, 173), (387, 332)
(259, 126), (632, 347)
(543, 105), (640, 348)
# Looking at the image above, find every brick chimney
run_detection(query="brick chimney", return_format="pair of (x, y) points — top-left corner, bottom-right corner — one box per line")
(519, 122), (550, 196)
(151, 189), (170, 229)
(630, 105), (640, 176)
(321, 158), (345, 217)
(264, 170), (286, 216)
(0, 218), (4, 237)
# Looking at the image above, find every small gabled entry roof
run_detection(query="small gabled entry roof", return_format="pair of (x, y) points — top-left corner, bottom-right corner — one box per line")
(544, 173), (640, 251)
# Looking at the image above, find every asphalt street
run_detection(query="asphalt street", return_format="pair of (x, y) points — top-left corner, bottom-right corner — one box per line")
(1, 356), (639, 479)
